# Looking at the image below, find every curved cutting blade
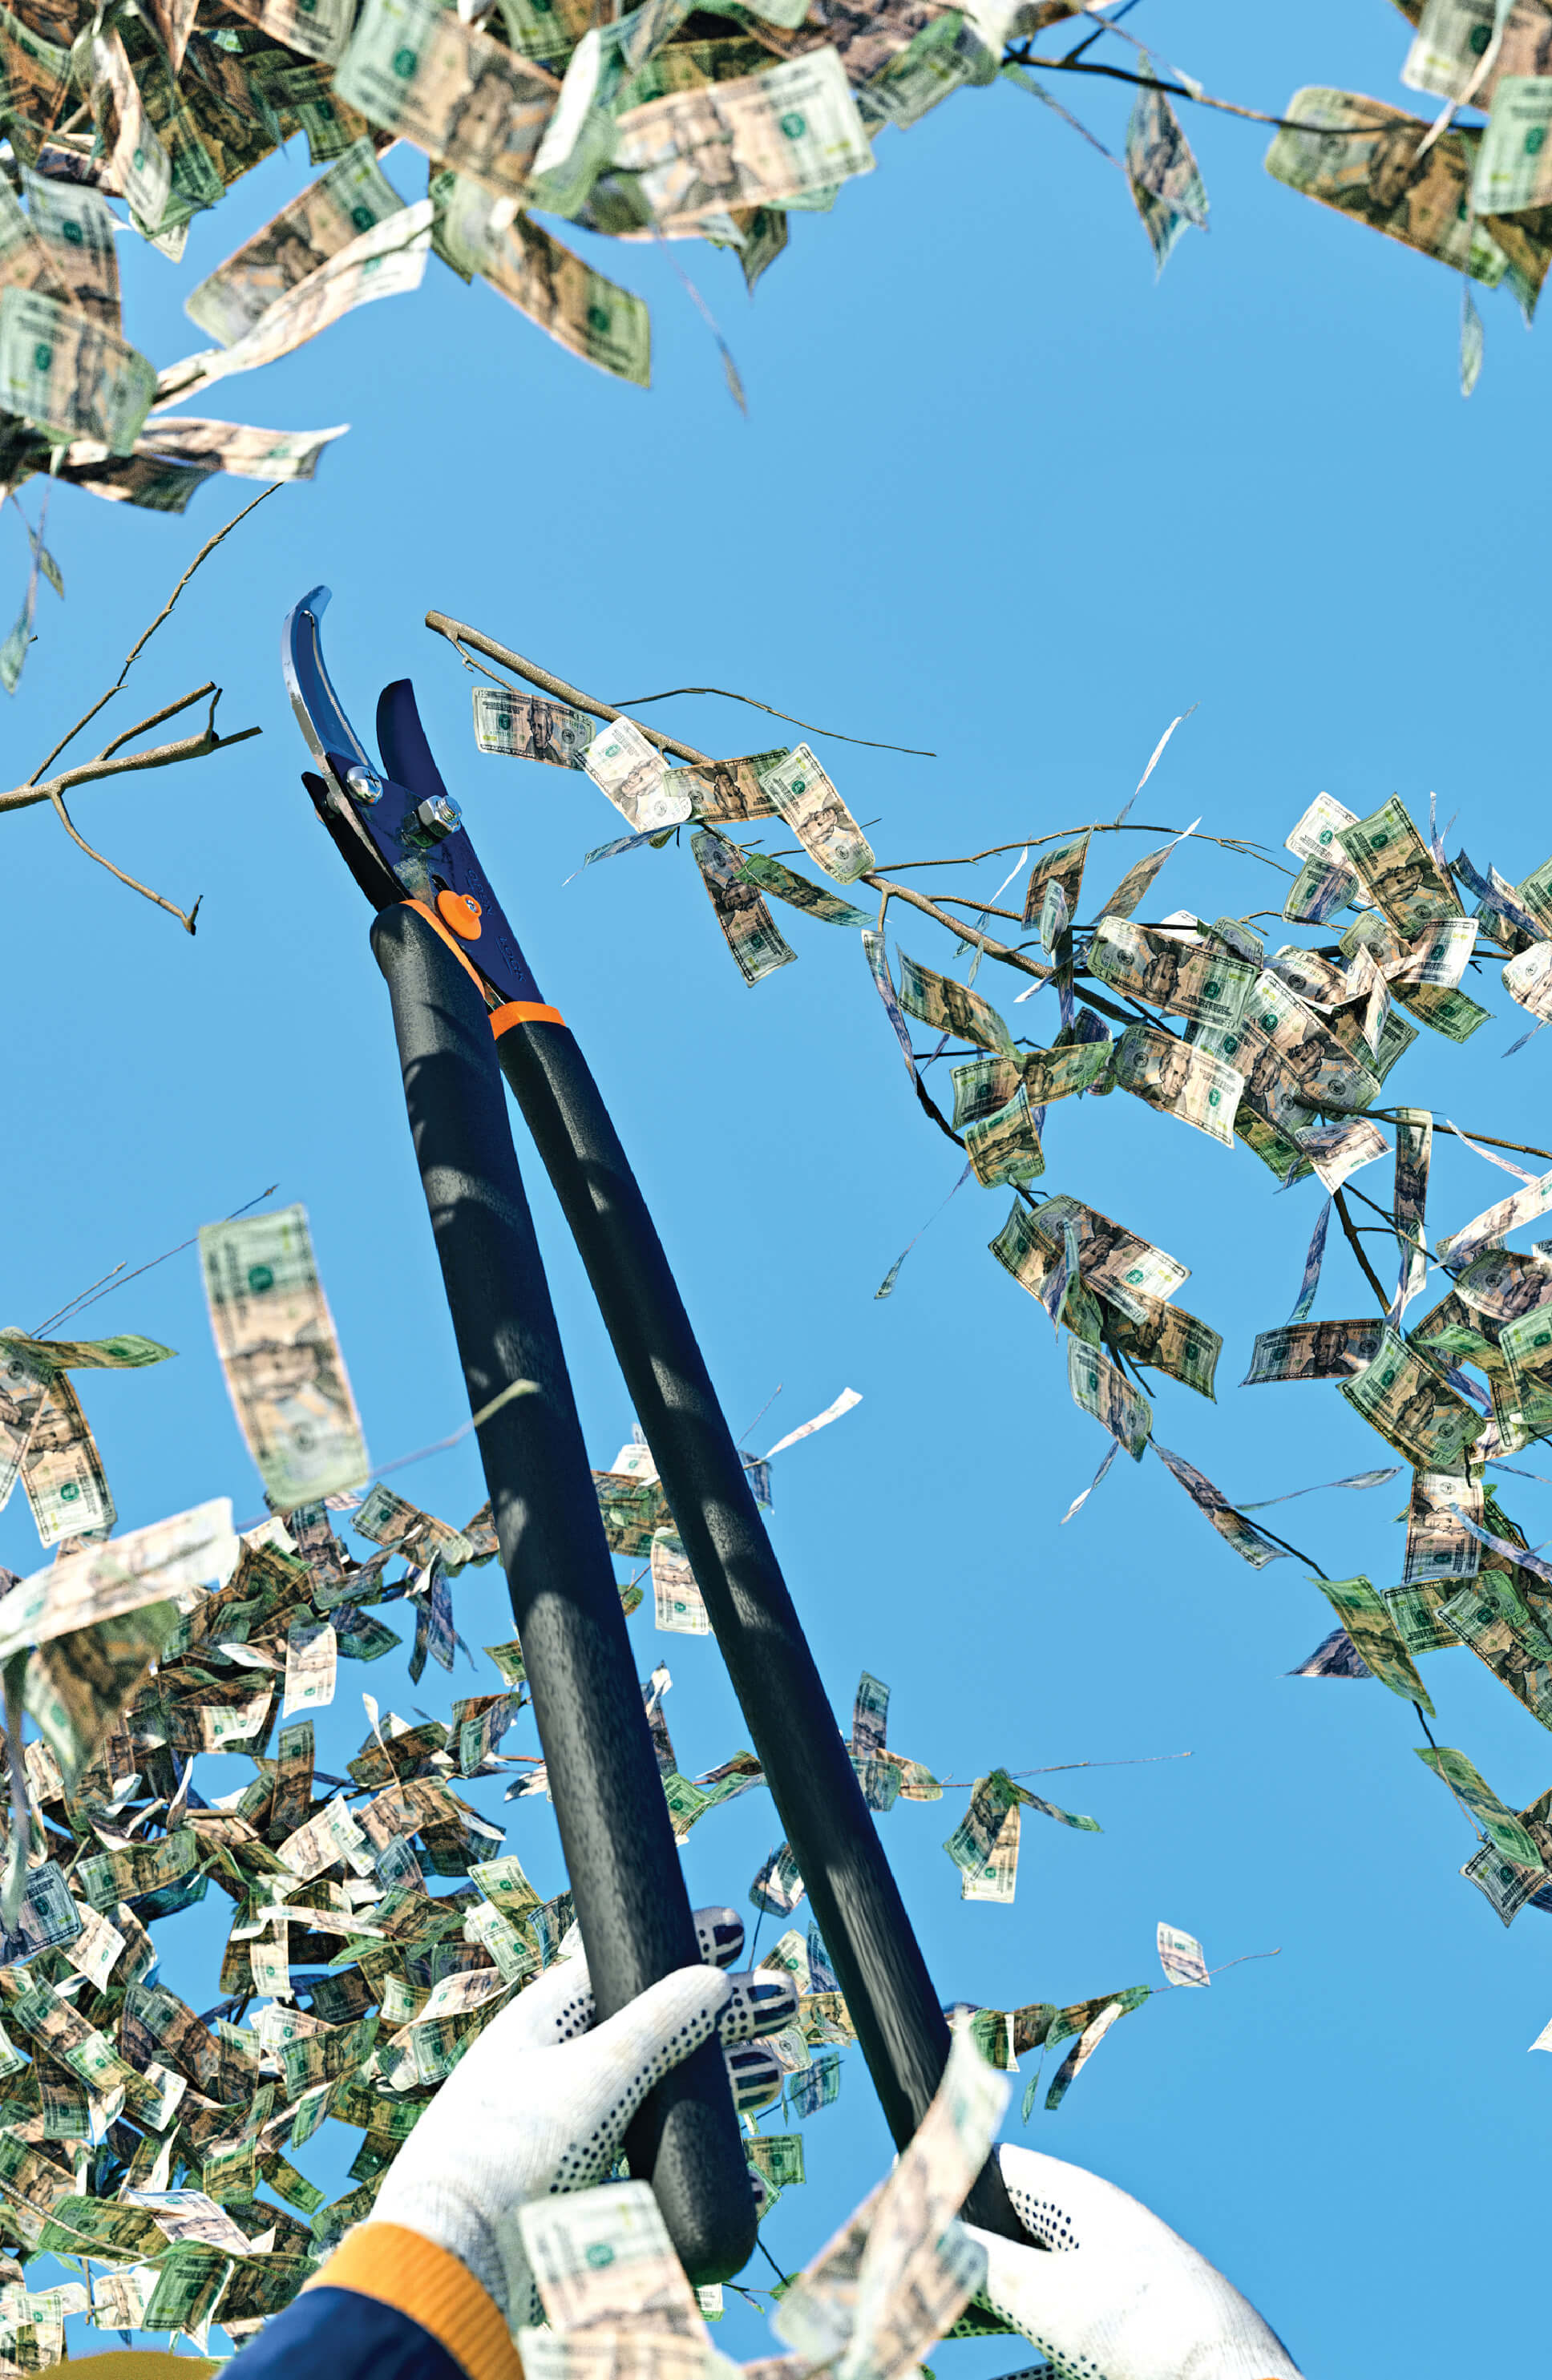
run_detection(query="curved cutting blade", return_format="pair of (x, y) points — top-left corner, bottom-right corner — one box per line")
(281, 586), (377, 777)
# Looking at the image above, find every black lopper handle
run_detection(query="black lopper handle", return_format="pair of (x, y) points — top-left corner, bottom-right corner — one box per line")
(491, 1012), (1025, 2245)
(370, 903), (758, 2283)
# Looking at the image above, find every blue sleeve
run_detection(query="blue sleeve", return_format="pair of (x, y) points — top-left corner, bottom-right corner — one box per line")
(227, 2285), (470, 2380)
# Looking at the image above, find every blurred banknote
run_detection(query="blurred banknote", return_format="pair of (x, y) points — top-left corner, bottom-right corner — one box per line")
(200, 1204), (369, 1508)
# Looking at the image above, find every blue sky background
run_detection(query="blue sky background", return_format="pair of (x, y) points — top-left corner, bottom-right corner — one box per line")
(5, 1), (1551, 2370)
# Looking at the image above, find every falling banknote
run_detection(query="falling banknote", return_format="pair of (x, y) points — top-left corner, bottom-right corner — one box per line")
(200, 1204), (369, 1509)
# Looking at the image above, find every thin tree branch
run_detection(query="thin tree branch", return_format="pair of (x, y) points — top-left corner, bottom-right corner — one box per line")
(97, 681), (215, 764)
(46, 782), (203, 935)
(1334, 1188), (1391, 1315)
(26, 486), (277, 785)
(1001, 45), (1377, 132)
(426, 612), (713, 765)
(0, 708), (260, 815)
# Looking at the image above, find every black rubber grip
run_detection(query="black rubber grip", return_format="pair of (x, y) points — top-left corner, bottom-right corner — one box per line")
(370, 903), (758, 2282)
(493, 1012), (1023, 2244)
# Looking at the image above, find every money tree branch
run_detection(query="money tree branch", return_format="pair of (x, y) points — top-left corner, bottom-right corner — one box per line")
(426, 612), (714, 766)
(45, 782), (204, 934)
(1001, 44), (1364, 131)
(0, 703), (261, 816)
(97, 681), (216, 763)
(1333, 1188), (1390, 1315)
(26, 485), (277, 784)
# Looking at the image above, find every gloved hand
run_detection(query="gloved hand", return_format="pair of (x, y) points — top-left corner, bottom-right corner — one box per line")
(964, 2142), (1304, 2380)
(370, 1906), (794, 2329)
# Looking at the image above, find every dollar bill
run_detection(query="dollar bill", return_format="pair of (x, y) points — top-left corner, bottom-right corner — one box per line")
(21, 172), (120, 329)
(1340, 1325), (1483, 1469)
(25, 1596), (181, 1786)
(1285, 791), (1358, 862)
(1502, 939), (1552, 1023)
(614, 47), (874, 224)
(751, 1841), (805, 1914)
(650, 1529), (709, 1634)
(1089, 916), (1256, 1029)
(90, 30), (173, 231)
(1417, 1744), (1545, 1865)
(1265, 90), (1508, 285)
(1404, 1471), (1482, 1585)
(1516, 846), (1552, 937)
(471, 686), (595, 766)
(1438, 1576), (1552, 1727)
(1332, 797), (1465, 938)
(276, 1794), (367, 1882)
(223, 0), (358, 62)
(897, 952), (1017, 1057)
(779, 2026), (1004, 2374)
(1313, 1575), (1433, 1708)
(754, 743), (874, 884)
(186, 140), (404, 346)
(1437, 1165), (1552, 1267)
(281, 1614), (337, 1716)
(333, 0), (560, 196)
(1403, 0), (1552, 108)
(200, 1204), (369, 1508)
(1152, 1440), (1287, 1567)
(1103, 1294), (1220, 1400)
(691, 830), (796, 984)
(160, 202), (433, 404)
(1111, 1021), (1243, 1147)
(1067, 1337), (1150, 1458)
(585, 716), (693, 831)
(965, 1084), (1045, 1188)
(1021, 831), (1089, 935)
(0, 173), (68, 301)
(519, 2180), (702, 2333)
(1126, 67), (1208, 270)
(433, 174), (651, 384)
(1157, 1921), (1210, 1986)
(1023, 1191), (1190, 1323)
(1391, 1108), (1433, 1318)
(1292, 1117), (1388, 1198)
(1022, 1039), (1113, 1104)
(735, 848), (871, 928)
(943, 1772), (1021, 1902)
(1384, 1578), (1460, 1656)
(0, 288), (156, 453)
(1283, 848), (1360, 924)
(1089, 821), (1198, 920)
(1463, 1838), (1548, 1927)
(0, 1501), (232, 1667)
(19, 1376), (115, 1546)
(1387, 978), (1491, 1040)
(1288, 1623), (1371, 1677)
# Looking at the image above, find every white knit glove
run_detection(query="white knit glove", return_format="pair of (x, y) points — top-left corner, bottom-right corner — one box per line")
(964, 2143), (1304, 2380)
(371, 1907), (793, 2327)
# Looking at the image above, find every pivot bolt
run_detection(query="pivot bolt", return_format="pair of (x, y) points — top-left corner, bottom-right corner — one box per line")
(345, 764), (383, 805)
(416, 795), (462, 839)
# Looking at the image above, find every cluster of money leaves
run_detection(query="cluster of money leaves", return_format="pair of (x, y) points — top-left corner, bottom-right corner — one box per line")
(477, 673), (1552, 1962)
(1264, 0), (1552, 391)
(0, 0), (1240, 610)
(0, 1192), (1182, 2362)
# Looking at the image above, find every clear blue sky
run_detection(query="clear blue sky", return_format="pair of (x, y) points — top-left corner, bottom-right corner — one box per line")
(5, 2), (1549, 2371)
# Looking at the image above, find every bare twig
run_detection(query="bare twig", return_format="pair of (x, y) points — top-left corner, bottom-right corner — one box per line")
(46, 781), (203, 935)
(611, 684), (936, 758)
(0, 709), (261, 816)
(1334, 1188), (1391, 1315)
(1002, 44), (1378, 132)
(426, 612), (713, 765)
(98, 681), (215, 764)
(873, 827), (1286, 873)
(26, 487), (278, 784)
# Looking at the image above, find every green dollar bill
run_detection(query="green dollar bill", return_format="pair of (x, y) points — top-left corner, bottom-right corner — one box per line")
(1106, 1295), (1220, 1400)
(0, 286), (155, 451)
(1089, 915), (1256, 1028)
(333, 0), (559, 197)
(20, 1374), (115, 1545)
(897, 952), (1017, 1057)
(1112, 1021), (1243, 1146)
(1266, 89), (1508, 285)
(1314, 1575), (1433, 1709)
(1340, 1325), (1484, 1469)
(691, 830), (797, 985)
(200, 1204), (368, 1508)
(754, 741), (874, 884)
(735, 847), (871, 929)
(1417, 1743), (1545, 1865)
(614, 46), (874, 224)
(186, 139), (402, 345)
(1067, 1336), (1150, 1458)
(22, 171), (120, 326)
(1243, 1320), (1384, 1385)
(1126, 63), (1208, 270)
(1439, 1574), (1552, 1727)
(965, 1084), (1045, 1188)
(433, 173), (650, 384)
